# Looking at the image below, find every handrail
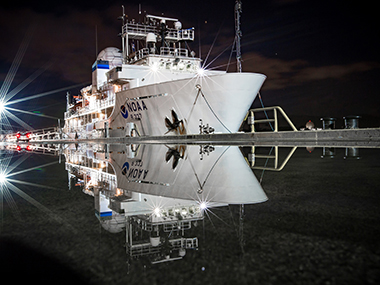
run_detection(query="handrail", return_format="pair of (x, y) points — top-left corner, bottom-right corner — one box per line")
(247, 106), (298, 132)
(123, 23), (194, 42)
(160, 47), (188, 57)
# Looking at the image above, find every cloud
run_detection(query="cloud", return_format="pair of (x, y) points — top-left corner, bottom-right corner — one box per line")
(294, 62), (380, 81)
(0, 7), (126, 85)
(1, 6), (378, 94)
(242, 52), (380, 90)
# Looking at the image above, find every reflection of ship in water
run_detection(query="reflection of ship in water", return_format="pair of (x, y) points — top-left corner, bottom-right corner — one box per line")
(64, 143), (267, 263)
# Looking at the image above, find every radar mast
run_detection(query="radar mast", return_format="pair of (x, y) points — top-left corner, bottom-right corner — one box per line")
(235, 0), (243, 72)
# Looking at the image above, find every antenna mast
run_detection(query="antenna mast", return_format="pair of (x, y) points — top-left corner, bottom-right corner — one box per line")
(119, 5), (127, 63)
(235, 0), (242, 72)
(95, 25), (98, 58)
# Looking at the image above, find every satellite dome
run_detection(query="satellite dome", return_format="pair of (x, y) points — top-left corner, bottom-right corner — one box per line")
(97, 47), (122, 69)
(179, 248), (186, 257)
(101, 218), (124, 233)
(174, 21), (182, 30)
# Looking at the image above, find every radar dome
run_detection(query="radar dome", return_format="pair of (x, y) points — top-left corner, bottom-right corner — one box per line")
(97, 47), (122, 69)
(174, 21), (182, 30)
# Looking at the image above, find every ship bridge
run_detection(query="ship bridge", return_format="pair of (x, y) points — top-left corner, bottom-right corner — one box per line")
(123, 22), (194, 42)
(121, 14), (195, 63)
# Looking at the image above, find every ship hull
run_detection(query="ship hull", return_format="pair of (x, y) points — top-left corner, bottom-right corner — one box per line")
(108, 72), (266, 137)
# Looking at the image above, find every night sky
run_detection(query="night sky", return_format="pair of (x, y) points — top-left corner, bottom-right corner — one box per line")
(0, 0), (379, 130)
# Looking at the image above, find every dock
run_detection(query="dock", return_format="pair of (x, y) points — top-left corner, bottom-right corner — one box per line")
(3, 127), (377, 148)
(100, 128), (380, 148)
(2, 105), (379, 148)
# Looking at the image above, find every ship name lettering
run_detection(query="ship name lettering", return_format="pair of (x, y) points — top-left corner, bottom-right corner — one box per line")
(126, 100), (148, 113)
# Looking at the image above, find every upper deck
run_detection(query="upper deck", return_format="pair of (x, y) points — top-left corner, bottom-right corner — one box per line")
(123, 21), (194, 42)
(120, 14), (196, 63)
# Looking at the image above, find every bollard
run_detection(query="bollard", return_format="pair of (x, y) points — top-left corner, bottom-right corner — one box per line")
(343, 115), (361, 129)
(320, 117), (336, 129)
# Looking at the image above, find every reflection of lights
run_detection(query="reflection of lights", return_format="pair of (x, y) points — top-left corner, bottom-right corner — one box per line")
(200, 202), (208, 210)
(154, 207), (161, 217)
(0, 154), (59, 220)
(151, 204), (204, 220)
(115, 188), (122, 196)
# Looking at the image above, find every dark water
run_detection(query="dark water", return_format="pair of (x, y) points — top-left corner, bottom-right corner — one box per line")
(0, 144), (379, 284)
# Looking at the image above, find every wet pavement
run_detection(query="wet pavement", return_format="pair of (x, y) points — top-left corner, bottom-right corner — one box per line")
(0, 144), (379, 284)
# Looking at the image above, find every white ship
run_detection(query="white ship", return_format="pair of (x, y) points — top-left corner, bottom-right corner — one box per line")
(63, 4), (266, 139)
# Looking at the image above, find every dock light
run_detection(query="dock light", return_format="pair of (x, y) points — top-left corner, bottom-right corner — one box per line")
(0, 172), (7, 185)
(0, 101), (5, 113)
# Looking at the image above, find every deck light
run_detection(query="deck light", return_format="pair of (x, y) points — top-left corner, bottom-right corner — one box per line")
(197, 67), (205, 77)
(150, 62), (159, 72)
